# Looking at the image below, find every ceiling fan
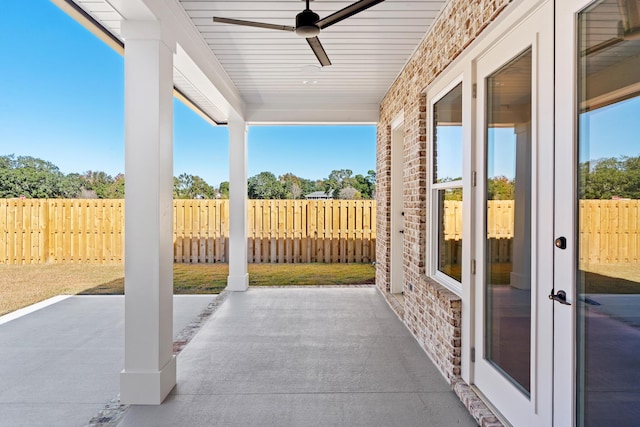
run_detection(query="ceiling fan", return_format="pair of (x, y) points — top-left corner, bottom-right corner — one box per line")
(212, 0), (387, 67)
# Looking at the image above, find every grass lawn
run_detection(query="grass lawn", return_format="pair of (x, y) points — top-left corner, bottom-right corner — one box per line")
(0, 263), (375, 316)
(581, 263), (640, 294)
(0, 264), (125, 317)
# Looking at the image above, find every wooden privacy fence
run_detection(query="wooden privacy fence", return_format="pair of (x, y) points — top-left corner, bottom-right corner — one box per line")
(442, 200), (640, 264)
(441, 200), (515, 263)
(174, 199), (376, 263)
(174, 200), (227, 263)
(246, 199), (376, 263)
(579, 199), (640, 264)
(442, 200), (515, 241)
(0, 199), (376, 265)
(3, 199), (639, 265)
(0, 199), (124, 265)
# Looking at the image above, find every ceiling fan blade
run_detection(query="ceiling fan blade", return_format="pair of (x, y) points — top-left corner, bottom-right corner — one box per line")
(213, 17), (295, 32)
(306, 37), (332, 67)
(316, 0), (386, 29)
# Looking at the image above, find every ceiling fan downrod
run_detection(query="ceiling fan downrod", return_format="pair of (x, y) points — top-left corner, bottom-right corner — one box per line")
(296, 0), (320, 37)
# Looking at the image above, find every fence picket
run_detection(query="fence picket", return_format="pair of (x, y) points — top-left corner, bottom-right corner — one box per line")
(0, 200), (7, 264)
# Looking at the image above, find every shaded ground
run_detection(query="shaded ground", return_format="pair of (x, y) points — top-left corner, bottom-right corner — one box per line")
(581, 263), (640, 294)
(0, 264), (124, 317)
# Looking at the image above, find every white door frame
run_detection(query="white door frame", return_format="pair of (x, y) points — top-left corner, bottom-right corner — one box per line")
(390, 114), (405, 294)
(472, 2), (554, 425)
(554, 0), (596, 425)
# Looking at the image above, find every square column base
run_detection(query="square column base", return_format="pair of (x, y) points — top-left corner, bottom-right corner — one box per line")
(227, 273), (249, 292)
(120, 356), (176, 404)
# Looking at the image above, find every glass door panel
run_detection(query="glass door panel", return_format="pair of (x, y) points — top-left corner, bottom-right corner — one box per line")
(474, 3), (554, 424)
(485, 49), (532, 395)
(576, 1), (640, 425)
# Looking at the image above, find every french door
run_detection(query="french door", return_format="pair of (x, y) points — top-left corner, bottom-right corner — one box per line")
(555, 0), (640, 426)
(473, 2), (554, 425)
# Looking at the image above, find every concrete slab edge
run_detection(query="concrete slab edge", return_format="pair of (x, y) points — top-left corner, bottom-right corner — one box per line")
(86, 291), (231, 427)
(0, 295), (72, 326)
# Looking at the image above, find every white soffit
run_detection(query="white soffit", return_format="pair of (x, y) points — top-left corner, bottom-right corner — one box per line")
(63, 0), (450, 123)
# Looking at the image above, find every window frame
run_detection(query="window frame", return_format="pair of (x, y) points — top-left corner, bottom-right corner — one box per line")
(427, 76), (465, 295)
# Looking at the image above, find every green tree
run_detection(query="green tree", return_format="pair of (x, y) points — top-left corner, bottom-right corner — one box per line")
(80, 170), (115, 198)
(350, 170), (376, 199)
(323, 169), (353, 198)
(299, 178), (320, 196)
(487, 175), (514, 200)
(63, 173), (85, 197)
(621, 156), (640, 199)
(173, 173), (215, 199)
(109, 174), (125, 198)
(579, 157), (636, 200)
(219, 181), (229, 199)
(0, 155), (80, 198)
(248, 171), (286, 199)
(338, 186), (362, 199)
(279, 173), (301, 199)
(279, 173), (314, 199)
(366, 169), (376, 197)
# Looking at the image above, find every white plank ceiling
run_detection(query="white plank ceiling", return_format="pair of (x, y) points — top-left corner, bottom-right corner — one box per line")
(68, 0), (450, 122)
(182, 0), (445, 106)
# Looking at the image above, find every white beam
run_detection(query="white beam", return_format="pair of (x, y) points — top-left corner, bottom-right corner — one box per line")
(56, 0), (245, 123)
(120, 19), (176, 405)
(139, 0), (245, 120)
(245, 103), (380, 124)
(227, 117), (249, 291)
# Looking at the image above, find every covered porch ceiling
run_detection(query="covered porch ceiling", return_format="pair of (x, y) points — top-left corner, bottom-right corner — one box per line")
(55, 0), (449, 124)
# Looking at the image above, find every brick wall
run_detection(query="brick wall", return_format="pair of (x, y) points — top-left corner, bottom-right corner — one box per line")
(376, 0), (512, 425)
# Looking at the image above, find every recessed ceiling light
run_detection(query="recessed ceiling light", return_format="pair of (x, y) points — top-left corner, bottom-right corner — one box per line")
(300, 64), (321, 74)
(302, 80), (318, 85)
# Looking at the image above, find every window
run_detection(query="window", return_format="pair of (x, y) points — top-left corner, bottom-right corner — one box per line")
(431, 82), (463, 290)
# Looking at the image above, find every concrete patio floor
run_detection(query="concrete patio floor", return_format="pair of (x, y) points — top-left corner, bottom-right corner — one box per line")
(0, 288), (477, 426)
(0, 295), (215, 427)
(121, 287), (476, 427)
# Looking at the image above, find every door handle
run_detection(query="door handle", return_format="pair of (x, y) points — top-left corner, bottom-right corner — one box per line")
(549, 289), (571, 305)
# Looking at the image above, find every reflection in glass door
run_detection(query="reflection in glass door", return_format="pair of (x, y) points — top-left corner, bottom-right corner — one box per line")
(576, 1), (640, 425)
(485, 49), (532, 394)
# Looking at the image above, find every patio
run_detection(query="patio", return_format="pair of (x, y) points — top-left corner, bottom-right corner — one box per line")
(0, 295), (213, 426)
(0, 288), (476, 427)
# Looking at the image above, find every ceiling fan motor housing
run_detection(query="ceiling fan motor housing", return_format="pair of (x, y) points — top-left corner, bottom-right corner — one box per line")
(296, 9), (320, 37)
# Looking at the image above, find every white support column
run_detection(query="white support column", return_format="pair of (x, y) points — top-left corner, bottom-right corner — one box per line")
(120, 20), (177, 405)
(227, 117), (249, 291)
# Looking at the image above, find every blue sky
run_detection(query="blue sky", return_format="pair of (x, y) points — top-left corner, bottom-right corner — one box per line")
(0, 1), (375, 188)
(580, 97), (640, 163)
